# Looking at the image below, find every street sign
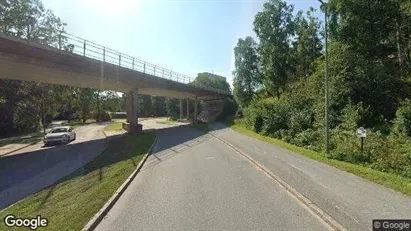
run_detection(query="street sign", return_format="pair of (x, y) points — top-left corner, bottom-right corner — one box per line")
(356, 127), (367, 138)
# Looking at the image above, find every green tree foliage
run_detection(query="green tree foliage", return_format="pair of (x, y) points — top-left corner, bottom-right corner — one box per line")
(233, 0), (411, 178)
(165, 98), (179, 120)
(76, 88), (95, 124)
(191, 73), (231, 92)
(253, 0), (294, 98)
(233, 36), (260, 108)
(151, 96), (167, 117)
(138, 95), (153, 117)
(292, 7), (323, 79)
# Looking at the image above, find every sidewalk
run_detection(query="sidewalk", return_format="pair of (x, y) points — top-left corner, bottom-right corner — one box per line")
(209, 122), (411, 231)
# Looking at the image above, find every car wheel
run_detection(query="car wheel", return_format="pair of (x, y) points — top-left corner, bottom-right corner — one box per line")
(63, 136), (69, 144)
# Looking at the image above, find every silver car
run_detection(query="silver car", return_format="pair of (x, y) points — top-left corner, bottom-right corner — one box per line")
(43, 126), (76, 146)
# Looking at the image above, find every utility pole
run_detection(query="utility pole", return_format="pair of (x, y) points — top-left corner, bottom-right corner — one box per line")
(318, 0), (330, 154)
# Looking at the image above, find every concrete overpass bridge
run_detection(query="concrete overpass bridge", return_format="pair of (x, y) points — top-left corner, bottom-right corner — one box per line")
(0, 32), (231, 133)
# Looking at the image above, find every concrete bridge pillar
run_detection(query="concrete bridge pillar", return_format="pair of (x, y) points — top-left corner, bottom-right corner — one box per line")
(124, 88), (142, 134)
(186, 99), (190, 120)
(194, 97), (198, 124)
(179, 99), (183, 120)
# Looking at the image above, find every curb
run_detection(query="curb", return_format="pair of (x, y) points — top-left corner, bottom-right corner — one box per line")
(82, 131), (159, 231)
(209, 131), (346, 231)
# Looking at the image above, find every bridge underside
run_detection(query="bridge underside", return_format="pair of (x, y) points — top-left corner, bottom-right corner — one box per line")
(0, 35), (229, 134)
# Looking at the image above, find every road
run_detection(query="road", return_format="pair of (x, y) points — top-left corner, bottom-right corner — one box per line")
(96, 126), (330, 231)
(208, 122), (411, 231)
(0, 123), (107, 210)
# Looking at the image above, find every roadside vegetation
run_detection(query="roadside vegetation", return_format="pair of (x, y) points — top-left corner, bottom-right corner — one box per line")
(104, 122), (124, 132)
(226, 118), (411, 196)
(231, 0), (411, 191)
(190, 123), (209, 132)
(0, 132), (156, 231)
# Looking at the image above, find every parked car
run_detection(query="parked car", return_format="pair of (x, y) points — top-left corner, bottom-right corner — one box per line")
(43, 126), (76, 146)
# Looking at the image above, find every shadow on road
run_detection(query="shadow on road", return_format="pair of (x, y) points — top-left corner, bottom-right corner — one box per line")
(0, 136), (107, 210)
(142, 126), (212, 171)
(0, 125), (210, 210)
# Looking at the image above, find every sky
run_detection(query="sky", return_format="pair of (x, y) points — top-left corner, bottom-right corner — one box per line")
(42, 0), (323, 86)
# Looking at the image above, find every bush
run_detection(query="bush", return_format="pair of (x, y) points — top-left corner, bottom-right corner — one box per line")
(370, 137), (411, 178)
(95, 111), (112, 122)
(243, 101), (265, 133)
(392, 99), (411, 137)
(291, 129), (322, 151)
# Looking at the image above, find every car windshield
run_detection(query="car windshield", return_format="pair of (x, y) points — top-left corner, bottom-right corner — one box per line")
(51, 128), (67, 133)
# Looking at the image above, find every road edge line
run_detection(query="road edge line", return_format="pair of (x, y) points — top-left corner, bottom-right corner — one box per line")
(210, 132), (347, 231)
(82, 131), (159, 231)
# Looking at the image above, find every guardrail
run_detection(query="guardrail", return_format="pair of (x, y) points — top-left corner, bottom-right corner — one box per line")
(2, 30), (230, 95)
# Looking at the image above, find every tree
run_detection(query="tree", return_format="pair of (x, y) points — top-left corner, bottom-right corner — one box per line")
(0, 0), (68, 136)
(165, 97), (179, 120)
(292, 8), (323, 80)
(76, 88), (96, 123)
(191, 73), (231, 92)
(151, 96), (166, 117)
(253, 0), (294, 98)
(139, 95), (152, 117)
(233, 36), (260, 108)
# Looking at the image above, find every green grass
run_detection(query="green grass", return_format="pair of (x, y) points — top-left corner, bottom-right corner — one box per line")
(0, 136), (43, 147)
(0, 132), (156, 231)
(225, 118), (411, 196)
(190, 123), (209, 132)
(61, 119), (96, 129)
(104, 122), (124, 132)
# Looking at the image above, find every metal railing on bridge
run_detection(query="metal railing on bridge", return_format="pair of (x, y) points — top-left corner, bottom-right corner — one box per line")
(2, 30), (230, 95)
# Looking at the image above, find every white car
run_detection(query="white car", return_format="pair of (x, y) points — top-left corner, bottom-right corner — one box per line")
(43, 126), (76, 146)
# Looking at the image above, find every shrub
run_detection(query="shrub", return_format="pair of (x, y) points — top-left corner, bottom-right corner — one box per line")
(392, 99), (411, 137)
(95, 111), (112, 122)
(243, 101), (265, 133)
(291, 129), (322, 151)
(216, 98), (238, 121)
(261, 101), (289, 137)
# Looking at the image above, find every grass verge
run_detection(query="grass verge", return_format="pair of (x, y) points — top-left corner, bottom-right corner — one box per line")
(225, 119), (411, 196)
(104, 122), (124, 132)
(190, 123), (209, 132)
(0, 132), (156, 231)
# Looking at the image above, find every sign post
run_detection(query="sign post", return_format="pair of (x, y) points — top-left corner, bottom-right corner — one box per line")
(356, 127), (367, 153)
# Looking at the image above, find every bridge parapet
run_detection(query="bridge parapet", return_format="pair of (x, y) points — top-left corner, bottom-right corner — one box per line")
(0, 31), (230, 95)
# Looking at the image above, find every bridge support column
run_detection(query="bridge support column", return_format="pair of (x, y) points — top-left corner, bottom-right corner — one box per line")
(186, 99), (190, 120)
(179, 99), (183, 120)
(123, 88), (142, 134)
(194, 97), (198, 124)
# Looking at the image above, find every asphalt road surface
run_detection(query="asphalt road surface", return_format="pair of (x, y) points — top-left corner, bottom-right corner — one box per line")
(96, 127), (330, 231)
(208, 122), (411, 231)
(0, 123), (107, 210)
